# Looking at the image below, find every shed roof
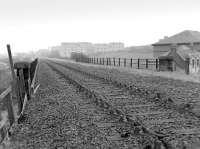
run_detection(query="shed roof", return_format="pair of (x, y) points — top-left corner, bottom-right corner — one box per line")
(153, 30), (200, 45)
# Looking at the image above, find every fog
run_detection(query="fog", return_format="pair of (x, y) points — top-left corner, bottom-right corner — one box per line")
(0, 0), (200, 55)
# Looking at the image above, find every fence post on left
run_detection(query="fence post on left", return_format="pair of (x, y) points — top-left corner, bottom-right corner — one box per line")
(7, 44), (23, 115)
(6, 92), (15, 126)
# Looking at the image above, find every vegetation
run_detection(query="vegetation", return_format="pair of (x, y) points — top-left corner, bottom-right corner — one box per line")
(70, 52), (89, 62)
(0, 61), (11, 94)
(0, 70), (11, 94)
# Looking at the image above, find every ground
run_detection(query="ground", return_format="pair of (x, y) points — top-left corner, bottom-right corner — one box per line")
(2, 59), (200, 148)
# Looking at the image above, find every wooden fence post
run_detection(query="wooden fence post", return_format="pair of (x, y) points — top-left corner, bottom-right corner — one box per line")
(156, 59), (158, 70)
(106, 58), (108, 65)
(119, 58), (120, 66)
(6, 93), (15, 125)
(7, 45), (22, 115)
(138, 58), (140, 69)
(113, 58), (115, 66)
(146, 59), (148, 69)
(7, 45), (15, 82)
(124, 58), (126, 67)
(109, 58), (111, 65)
(102, 58), (104, 65)
(19, 70), (25, 98)
(130, 58), (133, 68)
(27, 65), (31, 101)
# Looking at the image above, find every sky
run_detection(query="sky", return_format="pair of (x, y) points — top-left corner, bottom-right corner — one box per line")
(0, 0), (200, 54)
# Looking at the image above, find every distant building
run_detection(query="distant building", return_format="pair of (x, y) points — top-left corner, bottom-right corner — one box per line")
(57, 42), (125, 57)
(61, 42), (93, 57)
(108, 42), (124, 50)
(93, 42), (124, 53)
(93, 43), (109, 52)
(152, 30), (200, 74)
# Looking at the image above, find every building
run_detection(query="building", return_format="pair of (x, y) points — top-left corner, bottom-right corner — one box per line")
(108, 42), (124, 50)
(93, 43), (109, 52)
(57, 42), (125, 57)
(152, 30), (200, 74)
(61, 42), (94, 57)
(93, 42), (124, 53)
(155, 42), (200, 74)
(152, 30), (200, 58)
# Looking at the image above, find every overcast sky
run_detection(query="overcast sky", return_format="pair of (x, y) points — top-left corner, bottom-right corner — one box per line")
(0, 0), (200, 54)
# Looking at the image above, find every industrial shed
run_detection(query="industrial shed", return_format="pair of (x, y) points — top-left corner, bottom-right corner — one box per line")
(152, 30), (200, 58)
(158, 45), (200, 74)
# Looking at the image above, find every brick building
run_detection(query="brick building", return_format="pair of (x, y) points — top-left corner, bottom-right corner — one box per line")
(152, 30), (200, 58)
(152, 30), (200, 74)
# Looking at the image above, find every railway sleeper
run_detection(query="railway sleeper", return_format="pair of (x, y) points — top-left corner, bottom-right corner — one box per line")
(46, 62), (170, 149)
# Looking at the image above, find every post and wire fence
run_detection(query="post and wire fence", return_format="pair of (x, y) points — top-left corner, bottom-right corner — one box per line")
(77, 57), (159, 71)
(0, 45), (39, 143)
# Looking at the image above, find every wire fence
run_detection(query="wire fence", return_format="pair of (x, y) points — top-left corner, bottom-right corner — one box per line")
(77, 57), (159, 71)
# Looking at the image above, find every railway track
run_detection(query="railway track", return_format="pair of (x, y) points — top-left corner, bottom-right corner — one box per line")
(46, 60), (200, 149)
(46, 64), (139, 148)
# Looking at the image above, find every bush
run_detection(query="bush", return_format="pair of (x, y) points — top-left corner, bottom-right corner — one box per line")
(70, 52), (89, 62)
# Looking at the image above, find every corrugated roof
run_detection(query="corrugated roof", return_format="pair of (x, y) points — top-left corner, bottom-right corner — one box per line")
(153, 30), (200, 45)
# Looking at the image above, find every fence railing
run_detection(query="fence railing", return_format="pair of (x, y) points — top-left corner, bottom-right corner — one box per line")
(76, 57), (159, 70)
(0, 45), (39, 143)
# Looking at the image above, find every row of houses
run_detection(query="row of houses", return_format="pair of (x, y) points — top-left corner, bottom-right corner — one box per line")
(152, 30), (200, 74)
(48, 42), (125, 58)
